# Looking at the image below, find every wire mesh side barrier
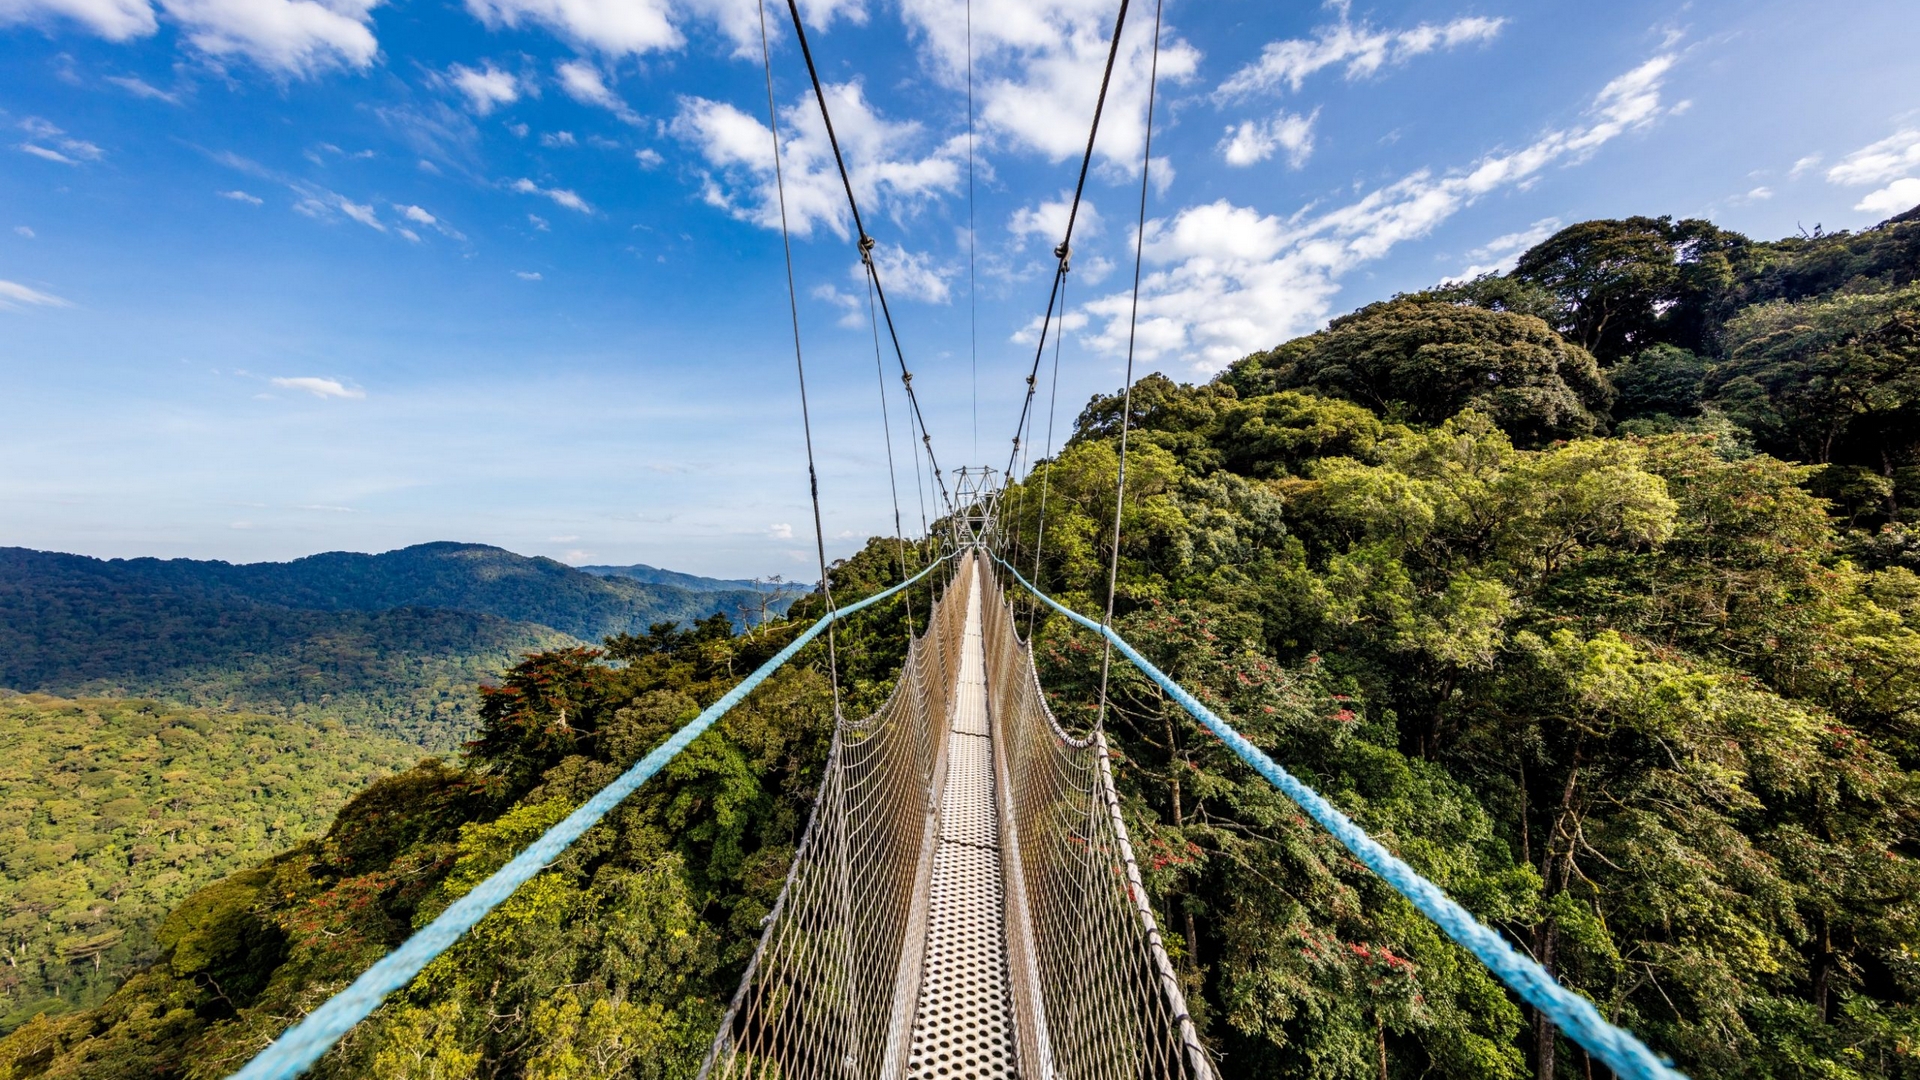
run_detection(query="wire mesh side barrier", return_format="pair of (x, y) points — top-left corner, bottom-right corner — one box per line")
(978, 557), (1214, 1080)
(700, 559), (974, 1080)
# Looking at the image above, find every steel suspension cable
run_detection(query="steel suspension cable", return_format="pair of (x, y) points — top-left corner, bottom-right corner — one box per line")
(780, 0), (955, 519)
(1001, 0), (1133, 485)
(967, 0), (978, 463)
(1025, 272), (1066, 640)
(1094, 0), (1162, 731)
(760, 0), (840, 717)
(866, 269), (914, 634)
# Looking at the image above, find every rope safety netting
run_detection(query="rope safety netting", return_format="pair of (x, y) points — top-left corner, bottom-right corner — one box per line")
(700, 553), (1211, 1080)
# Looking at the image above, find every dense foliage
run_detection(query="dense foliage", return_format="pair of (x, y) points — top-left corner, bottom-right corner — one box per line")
(0, 542), (928, 1080)
(0, 544), (796, 750)
(3, 203), (1916, 1080)
(0, 694), (420, 1035)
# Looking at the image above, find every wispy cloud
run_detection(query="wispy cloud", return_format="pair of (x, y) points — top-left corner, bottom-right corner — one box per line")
(18, 118), (104, 165)
(105, 74), (180, 103)
(516, 270), (542, 280)
(1218, 5), (1505, 98)
(271, 376), (365, 399)
(555, 59), (639, 124)
(219, 189), (264, 204)
(0, 279), (74, 309)
(511, 177), (591, 213)
(1446, 217), (1563, 281)
(1822, 129), (1920, 217)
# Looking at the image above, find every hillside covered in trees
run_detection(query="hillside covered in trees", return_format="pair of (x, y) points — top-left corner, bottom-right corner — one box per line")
(1, 206), (1915, 1080)
(0, 694), (421, 1036)
(0, 544), (799, 750)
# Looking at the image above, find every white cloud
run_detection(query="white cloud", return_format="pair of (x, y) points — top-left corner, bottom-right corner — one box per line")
(399, 204), (435, 224)
(295, 189), (384, 230)
(271, 375), (364, 398)
(512, 177), (591, 212)
(18, 118), (104, 164)
(1219, 108), (1317, 168)
(105, 74), (180, 102)
(20, 143), (80, 164)
(13, 226), (34, 237)
(1856, 177), (1920, 216)
(899, 0), (1198, 170)
(554, 59), (639, 123)
(811, 282), (864, 327)
(671, 83), (962, 239)
(676, 0), (866, 58)
(540, 130), (576, 147)
(1826, 129), (1920, 187)
(516, 270), (542, 280)
(634, 147), (663, 168)
(768, 522), (794, 540)
(159, 0), (382, 76)
(1789, 153), (1822, 178)
(1008, 193), (1099, 246)
(1218, 8), (1505, 98)
(528, 213), (550, 230)
(0, 279), (74, 309)
(398, 227), (421, 241)
(1009, 307), (1087, 345)
(219, 189), (264, 203)
(465, 0), (676, 56)
(448, 62), (520, 115)
(861, 242), (951, 303)
(1078, 53), (1679, 371)
(0, 0), (156, 40)
(1445, 217), (1561, 281)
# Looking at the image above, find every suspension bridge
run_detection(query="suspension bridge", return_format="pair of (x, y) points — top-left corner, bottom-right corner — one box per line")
(226, 1), (1693, 1078)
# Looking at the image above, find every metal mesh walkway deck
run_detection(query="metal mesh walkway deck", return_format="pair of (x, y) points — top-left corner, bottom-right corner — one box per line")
(906, 563), (1016, 1078)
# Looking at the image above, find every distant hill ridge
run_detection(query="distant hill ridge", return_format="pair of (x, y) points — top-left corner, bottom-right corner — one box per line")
(579, 561), (810, 594)
(0, 542), (802, 748)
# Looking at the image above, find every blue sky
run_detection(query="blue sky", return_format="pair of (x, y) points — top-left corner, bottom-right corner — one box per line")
(2, 0), (1917, 578)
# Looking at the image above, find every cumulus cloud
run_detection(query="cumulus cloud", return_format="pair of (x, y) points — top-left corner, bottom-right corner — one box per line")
(1008, 193), (1099, 246)
(555, 59), (638, 123)
(768, 522), (794, 540)
(897, 0), (1198, 170)
(0, 0), (156, 40)
(448, 62), (520, 114)
(160, 0), (382, 76)
(1218, 5), (1504, 98)
(271, 375), (364, 398)
(1857, 177), (1920, 216)
(676, 0), (866, 58)
(1077, 53), (1681, 371)
(0, 279), (74, 309)
(671, 82), (962, 238)
(634, 147), (663, 168)
(1219, 109), (1317, 168)
(512, 177), (591, 213)
(465, 0), (676, 56)
(860, 242), (951, 303)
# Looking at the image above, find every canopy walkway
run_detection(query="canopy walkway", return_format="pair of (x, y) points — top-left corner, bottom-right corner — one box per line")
(702, 552), (1206, 1080)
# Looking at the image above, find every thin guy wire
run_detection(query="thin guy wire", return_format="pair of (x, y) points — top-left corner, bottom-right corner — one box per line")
(760, 0), (840, 718)
(1002, 0), (1133, 484)
(1096, 0), (1163, 733)
(780, 0), (955, 518)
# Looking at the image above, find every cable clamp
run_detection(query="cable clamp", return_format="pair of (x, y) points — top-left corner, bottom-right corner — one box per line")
(858, 233), (876, 264)
(1054, 241), (1071, 271)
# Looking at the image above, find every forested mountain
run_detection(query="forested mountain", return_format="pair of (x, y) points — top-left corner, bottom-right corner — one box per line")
(0, 544), (798, 749)
(578, 562), (810, 596)
(0, 694), (421, 1035)
(2, 205), (1914, 1080)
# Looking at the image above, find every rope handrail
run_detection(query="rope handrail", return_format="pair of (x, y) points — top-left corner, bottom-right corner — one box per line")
(991, 555), (1690, 1080)
(227, 552), (957, 1080)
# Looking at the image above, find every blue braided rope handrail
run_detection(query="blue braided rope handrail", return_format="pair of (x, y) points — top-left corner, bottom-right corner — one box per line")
(228, 552), (957, 1080)
(993, 556), (1688, 1080)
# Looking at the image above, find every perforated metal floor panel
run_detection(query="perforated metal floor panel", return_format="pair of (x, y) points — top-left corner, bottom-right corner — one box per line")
(907, 566), (1017, 1079)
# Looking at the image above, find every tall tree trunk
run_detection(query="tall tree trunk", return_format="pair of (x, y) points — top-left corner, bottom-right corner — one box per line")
(1376, 1009), (1389, 1080)
(1811, 917), (1835, 1023)
(1532, 919), (1559, 1080)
